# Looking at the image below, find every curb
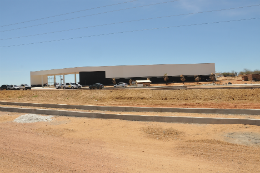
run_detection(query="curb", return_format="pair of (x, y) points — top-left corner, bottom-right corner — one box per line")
(0, 101), (260, 115)
(0, 106), (259, 126)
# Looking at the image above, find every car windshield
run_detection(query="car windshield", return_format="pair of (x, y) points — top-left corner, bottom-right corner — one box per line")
(71, 83), (76, 85)
(14, 85), (18, 87)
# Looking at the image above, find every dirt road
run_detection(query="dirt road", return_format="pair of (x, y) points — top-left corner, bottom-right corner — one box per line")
(1, 112), (260, 173)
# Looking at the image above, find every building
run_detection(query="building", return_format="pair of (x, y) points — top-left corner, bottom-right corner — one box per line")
(242, 74), (260, 81)
(135, 80), (152, 87)
(30, 63), (215, 86)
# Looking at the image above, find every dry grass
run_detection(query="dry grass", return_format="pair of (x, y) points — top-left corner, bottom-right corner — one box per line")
(0, 89), (260, 109)
(142, 126), (184, 141)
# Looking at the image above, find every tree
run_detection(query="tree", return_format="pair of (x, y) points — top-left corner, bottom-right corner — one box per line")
(209, 73), (215, 82)
(180, 75), (186, 84)
(253, 69), (260, 74)
(163, 73), (169, 85)
(194, 75), (200, 83)
(112, 78), (116, 85)
(129, 79), (132, 86)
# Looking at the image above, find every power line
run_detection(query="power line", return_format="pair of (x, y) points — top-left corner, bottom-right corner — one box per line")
(0, 0), (180, 33)
(1, 4), (259, 41)
(0, 0), (138, 28)
(1, 17), (258, 48)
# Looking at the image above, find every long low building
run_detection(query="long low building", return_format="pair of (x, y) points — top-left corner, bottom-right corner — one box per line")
(30, 63), (215, 86)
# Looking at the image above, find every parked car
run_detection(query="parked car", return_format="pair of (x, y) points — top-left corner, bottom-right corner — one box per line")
(70, 83), (81, 89)
(19, 84), (31, 90)
(8, 85), (20, 90)
(75, 83), (82, 89)
(89, 83), (104, 89)
(63, 83), (77, 89)
(56, 84), (64, 89)
(6, 85), (12, 90)
(0, 85), (8, 90)
(114, 82), (128, 88)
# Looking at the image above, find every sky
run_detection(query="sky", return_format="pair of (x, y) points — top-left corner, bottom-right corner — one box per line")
(0, 0), (260, 85)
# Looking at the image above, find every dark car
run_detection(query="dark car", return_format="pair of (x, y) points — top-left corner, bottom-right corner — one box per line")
(89, 83), (104, 89)
(0, 85), (8, 90)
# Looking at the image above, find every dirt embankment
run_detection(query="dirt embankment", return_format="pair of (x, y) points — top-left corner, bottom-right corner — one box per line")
(0, 89), (260, 109)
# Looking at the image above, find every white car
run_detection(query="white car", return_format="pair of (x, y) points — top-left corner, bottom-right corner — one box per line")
(8, 85), (20, 90)
(63, 83), (77, 89)
(56, 84), (64, 89)
(114, 82), (128, 88)
(19, 84), (31, 90)
(75, 83), (82, 89)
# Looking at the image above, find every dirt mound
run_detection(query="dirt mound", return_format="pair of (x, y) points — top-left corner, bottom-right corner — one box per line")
(13, 114), (53, 123)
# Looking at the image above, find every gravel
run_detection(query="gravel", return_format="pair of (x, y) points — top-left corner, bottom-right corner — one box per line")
(224, 132), (260, 146)
(13, 114), (53, 123)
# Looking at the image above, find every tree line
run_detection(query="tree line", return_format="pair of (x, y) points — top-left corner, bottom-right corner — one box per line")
(221, 69), (260, 77)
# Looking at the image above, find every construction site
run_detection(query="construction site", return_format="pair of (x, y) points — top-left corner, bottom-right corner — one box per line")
(1, 75), (260, 173)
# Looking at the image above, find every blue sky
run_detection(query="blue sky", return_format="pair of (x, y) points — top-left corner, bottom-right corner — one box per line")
(0, 0), (259, 85)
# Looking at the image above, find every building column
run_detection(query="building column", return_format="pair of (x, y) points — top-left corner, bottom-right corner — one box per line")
(54, 75), (56, 86)
(74, 74), (77, 83)
(41, 76), (43, 87)
(63, 74), (65, 84)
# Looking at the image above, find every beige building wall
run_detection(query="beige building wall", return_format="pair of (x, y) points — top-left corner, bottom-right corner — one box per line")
(30, 63), (215, 85)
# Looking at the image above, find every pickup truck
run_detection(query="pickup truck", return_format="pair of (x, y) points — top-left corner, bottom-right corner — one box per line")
(19, 84), (31, 90)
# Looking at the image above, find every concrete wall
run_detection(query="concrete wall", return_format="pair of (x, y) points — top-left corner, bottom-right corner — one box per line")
(30, 63), (215, 85)
(30, 74), (48, 85)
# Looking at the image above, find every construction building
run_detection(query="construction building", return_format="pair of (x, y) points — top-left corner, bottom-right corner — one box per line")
(242, 74), (260, 81)
(30, 63), (215, 86)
